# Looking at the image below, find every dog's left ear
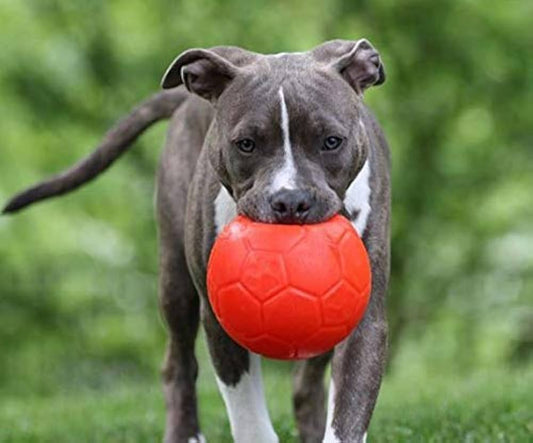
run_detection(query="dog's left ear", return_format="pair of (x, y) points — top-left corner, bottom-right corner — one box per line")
(312, 39), (385, 94)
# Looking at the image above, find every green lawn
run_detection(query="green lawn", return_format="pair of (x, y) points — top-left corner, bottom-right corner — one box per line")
(1, 340), (532, 443)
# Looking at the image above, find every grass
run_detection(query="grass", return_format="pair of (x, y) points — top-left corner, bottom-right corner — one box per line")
(1, 337), (532, 442)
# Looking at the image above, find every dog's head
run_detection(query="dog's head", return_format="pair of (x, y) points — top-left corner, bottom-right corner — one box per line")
(162, 39), (385, 224)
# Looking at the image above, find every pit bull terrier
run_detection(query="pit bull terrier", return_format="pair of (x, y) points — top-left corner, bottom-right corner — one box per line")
(4, 38), (390, 443)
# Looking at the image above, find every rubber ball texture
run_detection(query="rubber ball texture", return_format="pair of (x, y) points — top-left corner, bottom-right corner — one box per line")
(207, 215), (371, 360)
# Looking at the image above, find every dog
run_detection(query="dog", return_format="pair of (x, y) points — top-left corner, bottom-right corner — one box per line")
(4, 38), (390, 443)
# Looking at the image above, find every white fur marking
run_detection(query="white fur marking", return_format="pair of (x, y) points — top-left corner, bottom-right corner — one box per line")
(215, 353), (278, 443)
(270, 87), (297, 192)
(214, 186), (237, 234)
(323, 379), (341, 443)
(187, 434), (206, 443)
(344, 160), (371, 236)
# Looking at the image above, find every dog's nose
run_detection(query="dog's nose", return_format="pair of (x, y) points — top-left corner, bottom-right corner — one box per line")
(269, 189), (314, 224)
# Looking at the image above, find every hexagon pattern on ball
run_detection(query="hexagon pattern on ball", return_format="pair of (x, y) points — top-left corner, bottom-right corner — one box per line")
(206, 215), (371, 360)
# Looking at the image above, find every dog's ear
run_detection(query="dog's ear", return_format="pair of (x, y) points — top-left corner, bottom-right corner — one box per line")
(312, 39), (385, 94)
(162, 47), (258, 101)
(161, 49), (241, 101)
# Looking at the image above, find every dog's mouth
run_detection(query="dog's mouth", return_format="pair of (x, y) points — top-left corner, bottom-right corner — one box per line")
(237, 200), (342, 226)
(233, 181), (344, 226)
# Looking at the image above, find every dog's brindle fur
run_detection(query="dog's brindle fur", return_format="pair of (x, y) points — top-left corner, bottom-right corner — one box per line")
(4, 39), (390, 442)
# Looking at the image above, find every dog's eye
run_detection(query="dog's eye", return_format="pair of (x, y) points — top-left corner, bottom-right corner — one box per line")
(235, 138), (256, 153)
(322, 136), (343, 151)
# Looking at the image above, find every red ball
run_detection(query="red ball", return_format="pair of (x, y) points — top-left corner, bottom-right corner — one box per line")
(206, 215), (371, 360)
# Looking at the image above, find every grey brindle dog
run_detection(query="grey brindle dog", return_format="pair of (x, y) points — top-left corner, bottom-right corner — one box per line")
(4, 39), (390, 443)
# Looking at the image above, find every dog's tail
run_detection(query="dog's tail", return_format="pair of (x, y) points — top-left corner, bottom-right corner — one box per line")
(2, 88), (188, 214)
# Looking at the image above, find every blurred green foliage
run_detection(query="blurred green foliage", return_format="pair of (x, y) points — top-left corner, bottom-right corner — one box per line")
(0, 0), (532, 406)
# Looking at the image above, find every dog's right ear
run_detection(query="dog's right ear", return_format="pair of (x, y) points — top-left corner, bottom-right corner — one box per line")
(161, 49), (240, 101)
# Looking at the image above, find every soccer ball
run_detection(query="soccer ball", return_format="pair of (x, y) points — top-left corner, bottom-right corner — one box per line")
(206, 215), (371, 360)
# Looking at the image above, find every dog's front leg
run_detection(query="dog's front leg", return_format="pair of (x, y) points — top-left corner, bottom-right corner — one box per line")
(203, 304), (279, 443)
(323, 279), (388, 443)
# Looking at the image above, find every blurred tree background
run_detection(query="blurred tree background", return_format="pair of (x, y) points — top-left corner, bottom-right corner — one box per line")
(0, 0), (532, 438)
